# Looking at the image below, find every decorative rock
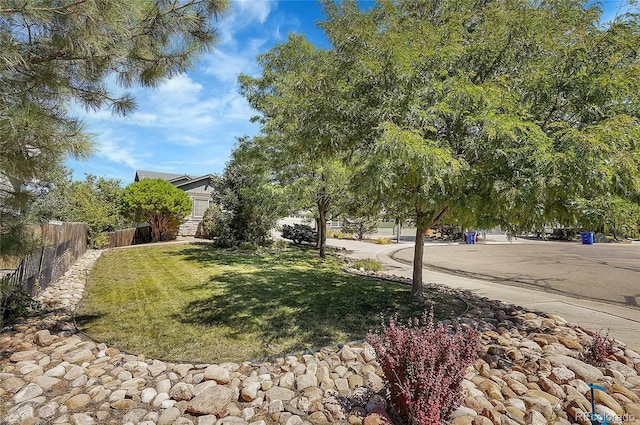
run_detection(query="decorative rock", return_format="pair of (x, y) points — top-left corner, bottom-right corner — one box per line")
(523, 409), (548, 425)
(471, 416), (493, 425)
(9, 350), (40, 362)
(279, 371), (296, 389)
(451, 416), (474, 425)
(158, 406), (181, 425)
(123, 408), (149, 423)
(3, 403), (35, 425)
(170, 382), (195, 401)
(297, 373), (318, 391)
(141, 387), (157, 403)
(217, 416), (249, 425)
(590, 389), (624, 416)
(204, 365), (231, 384)
(549, 367), (575, 384)
(34, 330), (55, 347)
(451, 406), (479, 418)
(308, 411), (331, 425)
(186, 386), (234, 416)
(266, 386), (296, 402)
(63, 349), (94, 364)
(65, 394), (91, 409)
(340, 347), (358, 361)
(241, 381), (261, 401)
(538, 377), (566, 400)
(547, 355), (604, 382)
(13, 383), (43, 404)
(110, 399), (138, 409)
(37, 402), (59, 418)
(363, 411), (393, 425)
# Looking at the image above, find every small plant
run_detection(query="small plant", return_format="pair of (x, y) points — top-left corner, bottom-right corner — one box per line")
(375, 237), (393, 245)
(272, 239), (288, 251)
(366, 311), (479, 425)
(352, 258), (383, 272)
(584, 329), (618, 366)
(238, 242), (259, 251)
(1, 288), (41, 328)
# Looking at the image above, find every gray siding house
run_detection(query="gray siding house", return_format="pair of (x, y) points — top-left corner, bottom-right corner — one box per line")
(134, 170), (214, 237)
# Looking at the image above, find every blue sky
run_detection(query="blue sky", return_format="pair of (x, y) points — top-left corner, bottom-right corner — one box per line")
(65, 0), (629, 185)
(65, 0), (349, 185)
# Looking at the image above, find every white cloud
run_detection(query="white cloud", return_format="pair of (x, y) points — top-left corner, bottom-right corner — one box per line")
(154, 74), (203, 104)
(98, 134), (141, 170)
(217, 0), (277, 45)
(205, 47), (262, 82)
(234, 0), (274, 24)
(130, 112), (159, 126)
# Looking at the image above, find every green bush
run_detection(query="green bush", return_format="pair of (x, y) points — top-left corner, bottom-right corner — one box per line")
(238, 242), (259, 251)
(1, 288), (41, 328)
(352, 258), (383, 272)
(272, 239), (288, 251)
(375, 237), (393, 245)
(93, 233), (110, 249)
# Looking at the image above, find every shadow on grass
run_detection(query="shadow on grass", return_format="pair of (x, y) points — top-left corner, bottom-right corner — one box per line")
(172, 244), (466, 358)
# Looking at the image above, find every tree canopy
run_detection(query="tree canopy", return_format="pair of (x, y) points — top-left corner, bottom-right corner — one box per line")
(211, 140), (287, 247)
(240, 0), (640, 298)
(120, 178), (192, 242)
(0, 0), (228, 256)
(29, 173), (128, 247)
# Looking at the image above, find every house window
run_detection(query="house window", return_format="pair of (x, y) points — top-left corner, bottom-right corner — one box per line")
(193, 199), (210, 217)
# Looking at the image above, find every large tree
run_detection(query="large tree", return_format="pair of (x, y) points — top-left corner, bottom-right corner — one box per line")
(240, 0), (639, 298)
(0, 0), (228, 257)
(239, 35), (357, 258)
(317, 0), (640, 298)
(120, 178), (192, 242)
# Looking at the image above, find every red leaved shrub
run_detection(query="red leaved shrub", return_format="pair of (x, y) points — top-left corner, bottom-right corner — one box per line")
(584, 329), (618, 367)
(366, 311), (479, 425)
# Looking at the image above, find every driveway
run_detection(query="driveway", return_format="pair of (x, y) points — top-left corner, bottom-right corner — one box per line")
(327, 237), (640, 346)
(391, 240), (640, 309)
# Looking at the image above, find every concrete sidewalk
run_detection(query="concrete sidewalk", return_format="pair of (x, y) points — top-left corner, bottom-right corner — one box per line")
(327, 238), (640, 348)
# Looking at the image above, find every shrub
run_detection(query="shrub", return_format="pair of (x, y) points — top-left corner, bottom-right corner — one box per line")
(281, 224), (317, 245)
(584, 329), (618, 366)
(1, 288), (41, 328)
(352, 258), (382, 272)
(375, 237), (393, 245)
(272, 239), (288, 251)
(238, 242), (258, 251)
(366, 311), (479, 425)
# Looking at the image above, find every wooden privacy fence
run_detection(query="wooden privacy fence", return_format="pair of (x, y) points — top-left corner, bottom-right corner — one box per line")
(107, 228), (136, 248)
(1, 222), (87, 327)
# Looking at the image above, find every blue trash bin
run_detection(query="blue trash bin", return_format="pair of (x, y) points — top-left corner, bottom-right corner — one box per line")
(465, 232), (476, 244)
(580, 231), (594, 245)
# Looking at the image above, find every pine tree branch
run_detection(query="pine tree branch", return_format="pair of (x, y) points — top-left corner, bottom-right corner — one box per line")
(0, 1), (89, 15)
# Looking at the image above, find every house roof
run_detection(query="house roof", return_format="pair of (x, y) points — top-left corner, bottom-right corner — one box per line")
(172, 174), (214, 188)
(134, 170), (191, 182)
(134, 170), (213, 188)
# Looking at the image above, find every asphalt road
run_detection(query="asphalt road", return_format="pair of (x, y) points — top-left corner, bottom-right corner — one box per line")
(391, 240), (640, 309)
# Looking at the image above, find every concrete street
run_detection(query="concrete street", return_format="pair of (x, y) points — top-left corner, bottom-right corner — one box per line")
(326, 236), (640, 348)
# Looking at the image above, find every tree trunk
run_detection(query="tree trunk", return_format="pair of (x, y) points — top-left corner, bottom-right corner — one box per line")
(412, 225), (427, 299)
(410, 207), (448, 300)
(318, 203), (327, 258)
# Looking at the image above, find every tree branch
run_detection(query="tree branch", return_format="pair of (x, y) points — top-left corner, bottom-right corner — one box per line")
(0, 1), (89, 15)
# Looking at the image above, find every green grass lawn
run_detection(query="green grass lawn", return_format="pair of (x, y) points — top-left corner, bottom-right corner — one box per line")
(75, 243), (466, 363)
